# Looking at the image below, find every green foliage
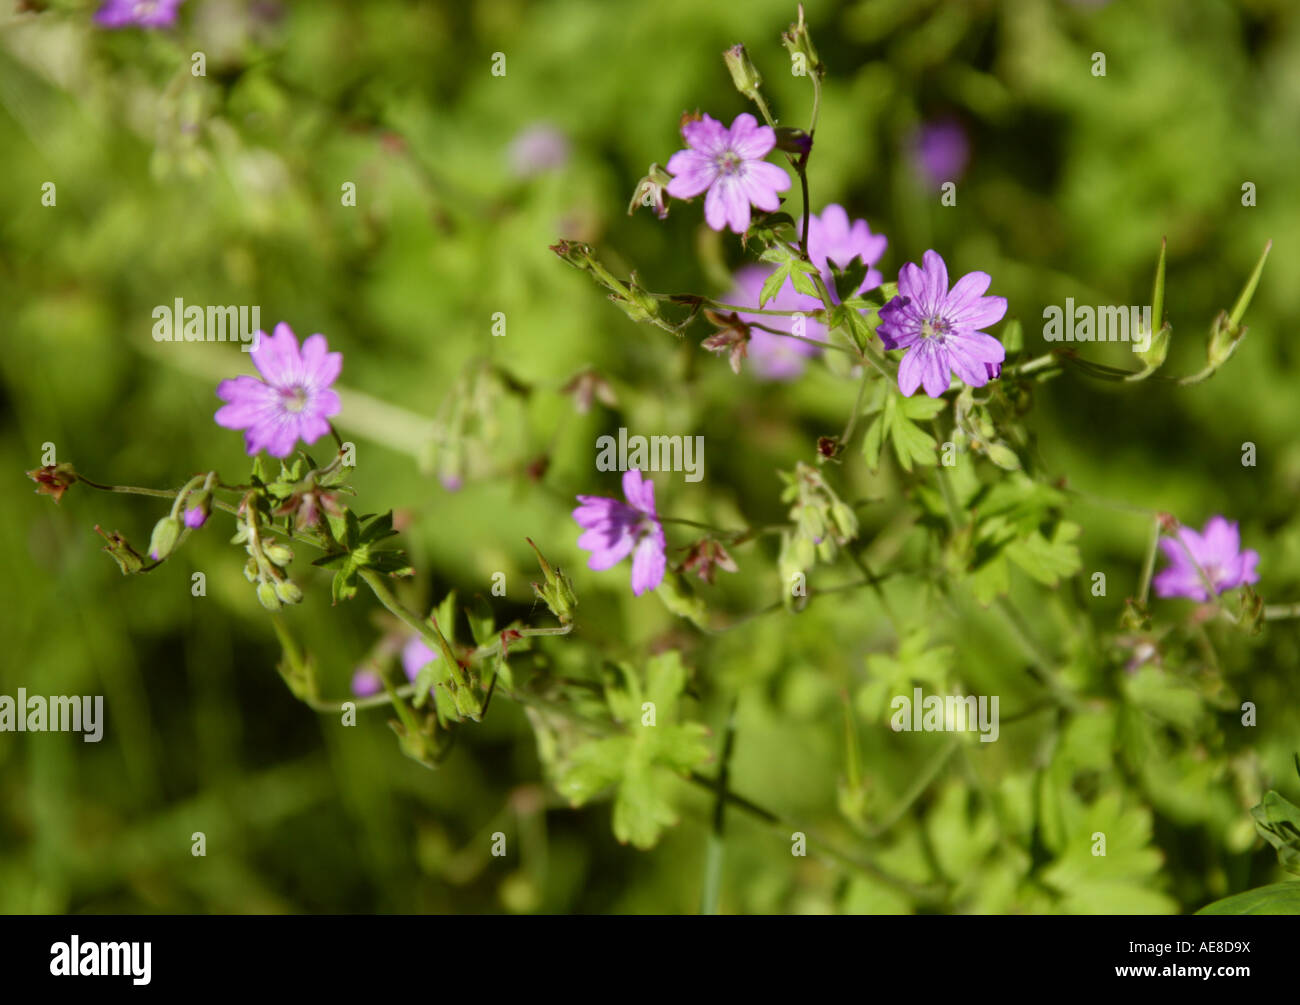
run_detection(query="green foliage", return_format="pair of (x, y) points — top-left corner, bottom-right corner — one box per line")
(555, 652), (712, 849)
(4, 0), (1299, 917)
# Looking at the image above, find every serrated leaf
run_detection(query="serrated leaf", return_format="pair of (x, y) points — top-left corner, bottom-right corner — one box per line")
(828, 255), (868, 303)
(331, 563), (359, 604)
(653, 723), (713, 774)
(835, 303), (877, 352)
(1004, 521), (1081, 586)
(612, 751), (679, 850)
(890, 415), (938, 471)
(556, 736), (632, 806)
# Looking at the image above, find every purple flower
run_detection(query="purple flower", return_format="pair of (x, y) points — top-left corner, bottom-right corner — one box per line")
(665, 113), (791, 234)
(910, 118), (970, 188)
(95, 0), (185, 28)
(351, 668), (382, 697)
(183, 504), (207, 529)
(725, 265), (827, 380)
(877, 250), (1007, 398)
(215, 322), (342, 458)
(1153, 516), (1260, 601)
(719, 205), (886, 380)
(507, 123), (571, 178)
(401, 634), (439, 682)
(807, 204), (888, 301)
(573, 469), (666, 596)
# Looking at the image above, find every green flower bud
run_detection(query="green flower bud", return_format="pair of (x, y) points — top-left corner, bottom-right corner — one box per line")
(1135, 321), (1171, 371)
(274, 579), (303, 605)
(548, 239), (596, 272)
(1206, 310), (1246, 370)
(147, 515), (182, 561)
(263, 542), (293, 567)
(781, 4), (821, 75)
(723, 44), (763, 101)
(527, 537), (578, 625)
(256, 580), (282, 611)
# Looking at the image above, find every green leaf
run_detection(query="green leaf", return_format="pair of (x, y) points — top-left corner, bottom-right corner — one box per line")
(1122, 668), (1205, 733)
(1196, 883), (1300, 915)
(553, 651), (711, 851)
(466, 595), (495, 648)
(1004, 521), (1082, 586)
(331, 561), (359, 604)
(968, 552), (1011, 606)
(1250, 791), (1300, 875)
(366, 550), (415, 576)
(891, 415), (938, 471)
(862, 413), (887, 470)
(654, 571), (709, 628)
(343, 509), (362, 549)
(788, 262), (821, 297)
(757, 245), (822, 306)
(434, 590), (457, 646)
(882, 394), (937, 471)
(358, 510), (397, 544)
(827, 255), (867, 303)
(612, 751), (679, 850)
(654, 723), (713, 774)
(984, 442), (1021, 471)
(556, 736), (632, 805)
(899, 396), (947, 421)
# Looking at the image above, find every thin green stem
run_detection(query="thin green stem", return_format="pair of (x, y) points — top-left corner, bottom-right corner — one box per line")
(685, 772), (947, 904)
(837, 364), (875, 450)
(649, 291), (822, 318)
(933, 454), (963, 533)
(700, 697), (739, 915)
(1006, 353), (1061, 378)
(1136, 515), (1162, 607)
(866, 737), (959, 838)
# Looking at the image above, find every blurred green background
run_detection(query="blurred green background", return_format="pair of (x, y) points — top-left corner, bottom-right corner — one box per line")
(2, 0), (1299, 914)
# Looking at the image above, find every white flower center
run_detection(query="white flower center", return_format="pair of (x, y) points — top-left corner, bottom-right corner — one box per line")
(282, 386), (310, 413)
(134, 0), (159, 14)
(716, 151), (743, 176)
(920, 316), (949, 342)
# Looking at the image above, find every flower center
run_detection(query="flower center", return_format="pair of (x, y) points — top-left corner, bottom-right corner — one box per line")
(134, 0), (158, 14)
(281, 386), (310, 413)
(920, 316), (949, 342)
(715, 151), (743, 176)
(1202, 562), (1224, 586)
